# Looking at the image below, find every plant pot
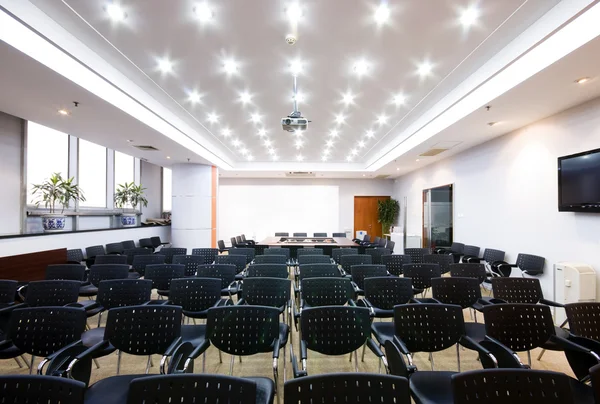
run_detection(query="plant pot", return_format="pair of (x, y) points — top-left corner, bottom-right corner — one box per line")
(121, 213), (137, 227)
(42, 214), (66, 232)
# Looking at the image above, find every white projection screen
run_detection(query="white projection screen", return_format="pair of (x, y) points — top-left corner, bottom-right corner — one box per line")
(218, 185), (340, 242)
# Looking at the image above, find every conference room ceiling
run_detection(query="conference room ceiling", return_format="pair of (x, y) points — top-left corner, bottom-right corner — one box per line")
(1, 0), (600, 178)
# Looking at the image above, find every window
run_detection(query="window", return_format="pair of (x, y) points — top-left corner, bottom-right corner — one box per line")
(114, 151), (134, 191)
(79, 139), (107, 207)
(26, 121), (69, 205)
(162, 167), (172, 211)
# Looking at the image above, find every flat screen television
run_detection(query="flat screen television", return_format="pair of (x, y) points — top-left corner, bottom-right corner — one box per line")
(558, 147), (600, 212)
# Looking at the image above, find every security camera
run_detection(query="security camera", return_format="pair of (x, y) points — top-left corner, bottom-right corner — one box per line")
(286, 34), (297, 45)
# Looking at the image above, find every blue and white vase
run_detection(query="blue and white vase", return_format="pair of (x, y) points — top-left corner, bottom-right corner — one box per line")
(42, 214), (66, 232)
(121, 214), (137, 227)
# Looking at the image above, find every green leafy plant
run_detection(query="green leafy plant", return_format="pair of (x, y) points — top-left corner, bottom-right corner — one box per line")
(377, 198), (400, 235)
(114, 182), (148, 212)
(31, 172), (86, 214)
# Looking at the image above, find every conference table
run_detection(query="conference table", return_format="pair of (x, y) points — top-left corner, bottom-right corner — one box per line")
(258, 236), (360, 258)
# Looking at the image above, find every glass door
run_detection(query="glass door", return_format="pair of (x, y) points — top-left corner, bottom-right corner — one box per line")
(422, 184), (453, 249)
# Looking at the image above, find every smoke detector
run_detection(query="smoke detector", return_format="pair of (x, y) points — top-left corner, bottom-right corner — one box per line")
(286, 34), (297, 45)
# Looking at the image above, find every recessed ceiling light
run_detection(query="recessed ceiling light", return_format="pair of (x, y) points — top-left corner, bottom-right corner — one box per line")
(358, 140), (366, 149)
(239, 91), (253, 104)
(417, 61), (434, 78)
(250, 113), (262, 123)
(350, 148), (358, 156)
(334, 114), (345, 125)
(416, 159), (420, 162)
(365, 130), (375, 138)
(193, 3), (213, 23)
(240, 148), (249, 155)
(166, 156), (171, 159)
(346, 156), (353, 162)
(377, 114), (388, 125)
(105, 3), (127, 22)
(221, 128), (231, 137)
(157, 58), (174, 74)
(362, 174), (366, 177)
(127, 139), (134, 143)
(232, 138), (241, 147)
(326, 139), (335, 147)
(341, 91), (355, 106)
(297, 154), (304, 162)
(247, 155), (254, 161)
(329, 129), (339, 138)
(272, 155), (279, 161)
(487, 121), (501, 126)
(286, 3), (303, 23)
(353, 59), (370, 76)
(223, 59), (238, 75)
(392, 93), (407, 106)
(258, 128), (267, 137)
(323, 148), (331, 155)
(268, 148), (276, 155)
(295, 139), (304, 149)
(207, 112), (219, 123)
(289, 59), (304, 76)
(459, 6), (480, 28)
(264, 139), (273, 147)
(58, 109), (70, 116)
(321, 155), (329, 162)
(396, 167), (400, 171)
(374, 4), (390, 25)
(575, 77), (591, 84)
(187, 90), (202, 104)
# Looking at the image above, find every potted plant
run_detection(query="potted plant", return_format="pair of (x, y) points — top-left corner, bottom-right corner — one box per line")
(377, 198), (400, 237)
(31, 172), (85, 232)
(114, 182), (148, 227)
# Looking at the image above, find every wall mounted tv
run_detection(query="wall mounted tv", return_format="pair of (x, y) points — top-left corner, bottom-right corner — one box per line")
(558, 148), (600, 212)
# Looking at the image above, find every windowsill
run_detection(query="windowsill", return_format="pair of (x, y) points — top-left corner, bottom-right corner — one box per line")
(0, 223), (171, 240)
(26, 208), (141, 217)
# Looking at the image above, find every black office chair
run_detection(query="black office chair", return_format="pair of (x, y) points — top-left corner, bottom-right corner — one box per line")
(169, 277), (229, 323)
(0, 375), (86, 402)
(18, 280), (81, 307)
(254, 255), (288, 265)
(196, 264), (240, 297)
(450, 263), (487, 283)
(297, 255), (331, 265)
(435, 242), (465, 263)
(298, 277), (355, 311)
(235, 236), (250, 247)
(284, 373), (410, 404)
(332, 232), (346, 237)
(217, 240), (229, 253)
(151, 236), (170, 248)
(298, 264), (341, 280)
(350, 264), (388, 295)
(275, 232), (289, 237)
(461, 245), (481, 261)
(241, 234), (255, 246)
(66, 249), (85, 265)
(382, 254), (411, 276)
(105, 242), (125, 255)
(0, 280), (17, 309)
(246, 264), (289, 279)
(94, 255), (128, 265)
(85, 245), (106, 267)
(121, 240), (136, 250)
(293, 233), (307, 237)
(45, 264), (86, 282)
(403, 248), (430, 264)
(359, 276), (413, 318)
(131, 254), (165, 277)
(123, 248), (152, 266)
(332, 248), (358, 264)
(159, 248), (187, 264)
(423, 254), (453, 274)
(493, 253), (545, 277)
(386, 240), (396, 251)
(238, 277), (292, 327)
(191, 248), (219, 265)
(145, 264), (185, 297)
(215, 255), (247, 280)
(464, 247), (505, 265)
(139, 238), (155, 251)
(297, 248), (324, 257)
(365, 248), (391, 265)
(264, 248), (291, 258)
(172, 255), (205, 277)
(313, 233), (327, 237)
(230, 248), (255, 265)
(230, 237), (239, 248)
(402, 263), (441, 296)
(340, 254), (372, 275)
(78, 264), (130, 301)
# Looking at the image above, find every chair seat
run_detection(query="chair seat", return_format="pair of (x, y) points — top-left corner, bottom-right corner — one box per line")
(569, 377), (594, 404)
(85, 374), (149, 404)
(81, 327), (116, 357)
(245, 377), (276, 404)
(180, 324), (208, 348)
(79, 284), (98, 297)
(410, 371), (456, 404)
(157, 290), (170, 297)
(0, 343), (22, 360)
(371, 322), (395, 345)
(128, 272), (141, 280)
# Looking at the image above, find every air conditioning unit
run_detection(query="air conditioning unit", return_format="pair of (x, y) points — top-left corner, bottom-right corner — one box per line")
(285, 172), (315, 178)
(554, 262), (596, 324)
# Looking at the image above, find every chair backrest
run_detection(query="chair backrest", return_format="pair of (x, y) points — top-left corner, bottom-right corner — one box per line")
(297, 248), (324, 257)
(386, 240), (396, 251)
(373, 237), (381, 244)
(45, 264), (85, 281)
(191, 248), (219, 265)
(240, 277), (291, 308)
(241, 234), (248, 241)
(450, 242), (465, 254)
(284, 373), (410, 404)
(423, 254), (453, 274)
(66, 248), (84, 263)
(565, 302), (600, 341)
(332, 248), (359, 264)
(350, 265), (388, 290)
(301, 277), (354, 306)
(139, 238), (154, 249)
(482, 248), (505, 264)
(124, 247), (152, 265)
(121, 240), (136, 250)
(235, 236), (243, 245)
(172, 255), (205, 276)
(363, 235), (371, 243)
(463, 245), (480, 258)
(25, 280), (80, 306)
(432, 277), (482, 308)
(150, 236), (162, 248)
(217, 240), (227, 252)
(298, 255), (331, 265)
(275, 232), (289, 237)
(300, 306), (371, 355)
(0, 280), (17, 306)
(160, 248), (188, 264)
(207, 305), (280, 355)
(299, 264), (340, 280)
(88, 264), (130, 286)
(365, 248), (391, 265)
(516, 253), (545, 275)
(8, 306), (87, 357)
(483, 303), (555, 352)
(264, 248), (290, 259)
(106, 242), (124, 255)
(402, 263), (441, 290)
(364, 277), (413, 310)
(293, 232), (308, 237)
(394, 303), (465, 353)
(104, 305), (182, 355)
(340, 254), (372, 274)
(332, 233), (346, 237)
(127, 374), (258, 404)
(449, 263), (486, 283)
(246, 264), (288, 279)
(96, 279), (152, 310)
(94, 254), (128, 265)
(0, 375), (86, 404)
(131, 254), (166, 276)
(85, 245), (106, 258)
(169, 278), (223, 313)
(145, 264), (186, 291)
(230, 248), (255, 264)
(378, 238), (387, 247)
(491, 277), (543, 303)
(230, 237), (238, 247)
(253, 255), (287, 265)
(381, 254), (412, 276)
(196, 264), (236, 289)
(215, 255), (247, 273)
(403, 248), (430, 264)
(451, 369), (574, 404)
(313, 233), (327, 237)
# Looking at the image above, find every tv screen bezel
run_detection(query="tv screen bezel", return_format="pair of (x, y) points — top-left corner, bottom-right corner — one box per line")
(558, 147), (600, 212)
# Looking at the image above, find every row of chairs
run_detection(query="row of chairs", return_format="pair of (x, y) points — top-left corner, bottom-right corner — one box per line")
(67, 236), (169, 267)
(274, 232), (347, 237)
(354, 234), (396, 251)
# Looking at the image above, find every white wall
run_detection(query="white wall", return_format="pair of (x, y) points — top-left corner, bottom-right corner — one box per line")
(219, 178), (394, 241)
(140, 160), (162, 221)
(0, 111), (23, 235)
(393, 96), (600, 300)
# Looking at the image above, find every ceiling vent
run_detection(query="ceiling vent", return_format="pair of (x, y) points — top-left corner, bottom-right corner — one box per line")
(374, 174), (390, 179)
(133, 145), (159, 151)
(419, 148), (448, 157)
(419, 141), (463, 157)
(285, 171), (316, 177)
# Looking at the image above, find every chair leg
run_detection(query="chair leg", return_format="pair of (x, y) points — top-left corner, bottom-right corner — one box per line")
(349, 352), (353, 362)
(145, 355), (152, 374)
(429, 352), (434, 371)
(97, 312), (103, 328)
(456, 343), (461, 372)
(283, 346), (287, 382)
(229, 355), (235, 376)
(361, 342), (366, 362)
(93, 358), (100, 369)
(474, 310), (478, 324)
(117, 350), (122, 375)
(527, 350), (532, 367)
(202, 351), (206, 373)
(20, 356), (29, 370)
(218, 349), (223, 363)
(537, 349), (546, 361)
(29, 355), (35, 375)
(354, 350), (359, 372)
(13, 357), (23, 368)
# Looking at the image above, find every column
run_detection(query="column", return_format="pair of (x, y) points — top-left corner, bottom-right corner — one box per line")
(171, 163), (217, 251)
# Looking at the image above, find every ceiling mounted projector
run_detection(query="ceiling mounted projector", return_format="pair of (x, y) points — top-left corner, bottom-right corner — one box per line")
(282, 75), (310, 132)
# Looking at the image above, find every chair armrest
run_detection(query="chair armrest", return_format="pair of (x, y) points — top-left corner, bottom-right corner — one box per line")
(351, 282), (361, 293)
(0, 302), (25, 315)
(159, 337), (183, 374)
(66, 301), (101, 310)
(392, 336), (415, 368)
(347, 299), (357, 307)
(483, 336), (527, 368)
(291, 352), (307, 378)
(477, 297), (507, 306)
(215, 298), (230, 307)
(459, 335), (498, 368)
(39, 340), (83, 374)
(300, 339), (308, 360)
(182, 340), (212, 373)
(0, 339), (14, 350)
(550, 335), (600, 361)
(236, 298), (246, 306)
(411, 297), (441, 304)
(17, 285), (27, 302)
(272, 338), (281, 359)
(66, 340), (110, 378)
(367, 338), (384, 358)
(539, 298), (565, 308)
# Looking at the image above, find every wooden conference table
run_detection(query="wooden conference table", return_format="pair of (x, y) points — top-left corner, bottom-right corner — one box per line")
(258, 236), (360, 257)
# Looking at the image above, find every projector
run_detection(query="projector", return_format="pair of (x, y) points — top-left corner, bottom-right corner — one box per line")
(281, 116), (308, 132)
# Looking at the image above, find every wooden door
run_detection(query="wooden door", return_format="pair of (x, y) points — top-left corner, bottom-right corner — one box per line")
(354, 196), (390, 239)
